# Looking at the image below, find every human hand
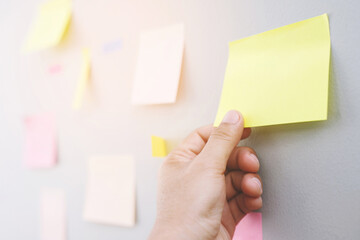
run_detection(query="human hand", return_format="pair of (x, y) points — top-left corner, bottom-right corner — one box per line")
(149, 110), (263, 240)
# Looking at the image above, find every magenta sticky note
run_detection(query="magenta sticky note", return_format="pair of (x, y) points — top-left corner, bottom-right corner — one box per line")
(23, 113), (57, 168)
(233, 212), (262, 240)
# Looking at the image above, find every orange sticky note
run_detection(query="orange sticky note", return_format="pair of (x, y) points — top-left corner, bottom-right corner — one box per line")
(83, 155), (136, 227)
(132, 23), (184, 104)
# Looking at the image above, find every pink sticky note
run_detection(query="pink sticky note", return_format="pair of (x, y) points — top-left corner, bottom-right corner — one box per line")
(48, 64), (62, 74)
(233, 212), (262, 240)
(23, 113), (57, 168)
(40, 189), (66, 240)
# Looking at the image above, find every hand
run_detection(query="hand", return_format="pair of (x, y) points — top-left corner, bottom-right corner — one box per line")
(149, 110), (263, 240)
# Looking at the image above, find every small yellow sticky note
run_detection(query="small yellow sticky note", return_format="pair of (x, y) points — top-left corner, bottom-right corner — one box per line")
(215, 14), (331, 127)
(151, 136), (167, 157)
(73, 48), (91, 110)
(24, 0), (71, 52)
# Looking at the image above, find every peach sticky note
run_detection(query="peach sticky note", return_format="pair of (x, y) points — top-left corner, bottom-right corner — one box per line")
(24, 113), (56, 168)
(233, 212), (262, 240)
(151, 136), (167, 157)
(83, 155), (135, 227)
(132, 23), (184, 104)
(215, 14), (331, 127)
(24, 0), (71, 52)
(40, 189), (66, 240)
(73, 48), (91, 109)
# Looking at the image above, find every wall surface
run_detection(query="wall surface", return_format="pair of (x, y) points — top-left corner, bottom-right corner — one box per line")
(0, 0), (359, 239)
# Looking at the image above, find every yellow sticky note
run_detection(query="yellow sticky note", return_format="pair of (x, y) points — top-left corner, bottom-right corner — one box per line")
(215, 14), (331, 127)
(73, 48), (91, 110)
(24, 0), (71, 52)
(151, 136), (167, 157)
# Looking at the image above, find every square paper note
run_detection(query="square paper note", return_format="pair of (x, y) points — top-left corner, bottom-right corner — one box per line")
(83, 155), (135, 227)
(215, 14), (331, 127)
(24, 0), (71, 52)
(40, 189), (66, 240)
(24, 113), (57, 168)
(132, 23), (184, 104)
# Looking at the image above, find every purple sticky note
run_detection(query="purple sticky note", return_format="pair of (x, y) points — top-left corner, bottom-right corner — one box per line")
(233, 212), (262, 240)
(23, 113), (57, 168)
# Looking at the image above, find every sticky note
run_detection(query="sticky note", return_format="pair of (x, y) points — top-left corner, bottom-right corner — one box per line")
(103, 39), (122, 53)
(24, 113), (57, 168)
(73, 48), (91, 109)
(48, 64), (62, 74)
(83, 155), (135, 227)
(151, 136), (167, 157)
(215, 14), (331, 127)
(24, 0), (71, 52)
(132, 23), (184, 104)
(233, 212), (262, 240)
(40, 189), (66, 240)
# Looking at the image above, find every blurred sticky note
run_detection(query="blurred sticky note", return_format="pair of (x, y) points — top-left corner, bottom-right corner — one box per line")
(215, 14), (331, 127)
(83, 155), (135, 227)
(103, 39), (122, 53)
(151, 136), (167, 157)
(40, 189), (66, 240)
(73, 48), (91, 109)
(233, 212), (262, 240)
(24, 113), (56, 168)
(24, 0), (71, 52)
(48, 64), (62, 74)
(132, 23), (184, 104)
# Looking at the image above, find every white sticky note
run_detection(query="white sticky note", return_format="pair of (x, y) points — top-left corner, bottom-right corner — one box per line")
(83, 155), (136, 227)
(40, 189), (66, 240)
(132, 23), (184, 105)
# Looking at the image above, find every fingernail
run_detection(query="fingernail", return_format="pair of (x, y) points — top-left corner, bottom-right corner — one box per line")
(249, 153), (260, 167)
(251, 178), (262, 194)
(222, 110), (240, 124)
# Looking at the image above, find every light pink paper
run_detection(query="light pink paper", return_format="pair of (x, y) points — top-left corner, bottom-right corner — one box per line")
(40, 189), (66, 240)
(23, 113), (57, 168)
(48, 64), (62, 74)
(233, 212), (262, 240)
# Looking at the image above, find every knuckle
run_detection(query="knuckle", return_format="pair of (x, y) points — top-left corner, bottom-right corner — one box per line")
(211, 127), (234, 143)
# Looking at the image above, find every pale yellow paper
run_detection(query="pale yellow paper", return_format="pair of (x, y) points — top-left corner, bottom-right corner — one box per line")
(24, 0), (71, 52)
(73, 48), (91, 109)
(215, 14), (331, 127)
(83, 155), (135, 227)
(151, 136), (167, 157)
(132, 23), (184, 104)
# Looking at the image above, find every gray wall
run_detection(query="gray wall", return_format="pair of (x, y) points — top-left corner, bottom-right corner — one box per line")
(0, 0), (359, 239)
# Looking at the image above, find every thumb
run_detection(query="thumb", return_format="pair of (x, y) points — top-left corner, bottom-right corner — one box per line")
(198, 110), (244, 172)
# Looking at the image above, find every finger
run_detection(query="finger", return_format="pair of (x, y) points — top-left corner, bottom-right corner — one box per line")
(227, 147), (259, 172)
(225, 171), (244, 200)
(228, 194), (262, 223)
(197, 110), (244, 172)
(241, 128), (252, 140)
(241, 173), (262, 197)
(176, 125), (213, 158)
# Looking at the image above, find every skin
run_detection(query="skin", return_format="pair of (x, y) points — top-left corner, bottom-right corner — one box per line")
(149, 110), (263, 240)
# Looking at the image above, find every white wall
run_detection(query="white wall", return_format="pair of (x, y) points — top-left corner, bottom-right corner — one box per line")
(0, 0), (359, 239)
